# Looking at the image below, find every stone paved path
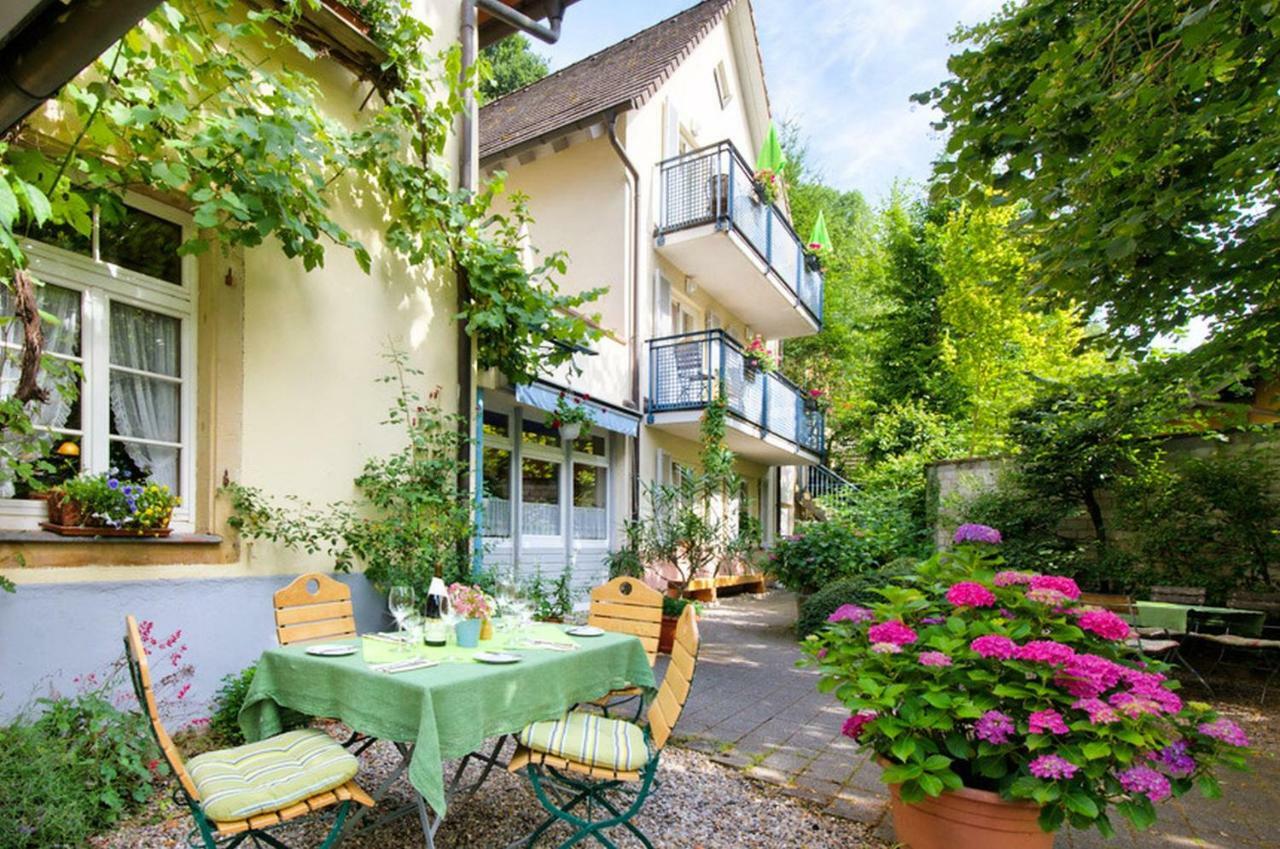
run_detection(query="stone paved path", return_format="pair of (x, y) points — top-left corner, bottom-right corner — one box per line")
(670, 589), (1280, 848)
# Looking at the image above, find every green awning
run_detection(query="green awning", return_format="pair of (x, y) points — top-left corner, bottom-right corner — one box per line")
(755, 122), (786, 174)
(808, 210), (832, 253)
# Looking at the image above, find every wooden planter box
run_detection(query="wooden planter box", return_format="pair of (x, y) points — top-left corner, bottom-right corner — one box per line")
(41, 522), (173, 538)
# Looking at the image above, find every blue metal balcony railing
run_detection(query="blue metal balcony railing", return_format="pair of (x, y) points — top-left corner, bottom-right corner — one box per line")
(656, 140), (824, 325)
(646, 329), (825, 456)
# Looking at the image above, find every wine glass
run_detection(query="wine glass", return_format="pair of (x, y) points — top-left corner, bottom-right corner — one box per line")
(388, 585), (416, 653)
(495, 570), (519, 640)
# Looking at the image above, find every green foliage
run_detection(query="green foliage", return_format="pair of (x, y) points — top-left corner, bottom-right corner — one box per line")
(604, 521), (645, 579)
(1, 685), (161, 847)
(524, 563), (577, 621)
(804, 544), (1252, 834)
(1119, 448), (1280, 600)
(662, 595), (701, 619)
(57, 473), (179, 529)
(210, 664), (256, 746)
(954, 479), (1083, 579)
(226, 349), (476, 598)
(770, 521), (878, 597)
(478, 34), (549, 103)
(796, 557), (919, 638)
(918, 0), (1280, 378)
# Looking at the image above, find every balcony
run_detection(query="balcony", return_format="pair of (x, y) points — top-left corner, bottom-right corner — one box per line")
(646, 330), (824, 465)
(655, 140), (823, 339)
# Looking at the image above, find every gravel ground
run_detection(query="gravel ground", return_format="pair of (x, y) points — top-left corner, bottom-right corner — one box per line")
(92, 730), (885, 849)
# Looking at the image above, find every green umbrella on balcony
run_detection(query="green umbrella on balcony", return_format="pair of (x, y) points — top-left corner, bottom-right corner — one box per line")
(808, 210), (832, 253)
(755, 122), (786, 175)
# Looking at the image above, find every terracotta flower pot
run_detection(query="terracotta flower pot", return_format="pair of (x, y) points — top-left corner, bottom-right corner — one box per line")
(46, 492), (84, 527)
(657, 614), (678, 654)
(887, 781), (1051, 849)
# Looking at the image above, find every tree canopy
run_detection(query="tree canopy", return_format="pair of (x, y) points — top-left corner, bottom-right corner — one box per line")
(916, 0), (1280, 379)
(479, 34), (549, 102)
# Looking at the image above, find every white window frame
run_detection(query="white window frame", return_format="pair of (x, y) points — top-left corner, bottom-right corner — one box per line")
(714, 61), (733, 108)
(519, 415), (567, 546)
(480, 408), (515, 542)
(2, 192), (197, 532)
(569, 432), (609, 548)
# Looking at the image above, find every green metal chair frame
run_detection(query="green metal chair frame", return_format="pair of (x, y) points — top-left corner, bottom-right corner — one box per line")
(511, 604), (700, 848)
(123, 615), (367, 849)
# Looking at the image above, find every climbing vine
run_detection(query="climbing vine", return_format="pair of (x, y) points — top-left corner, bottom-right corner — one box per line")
(0, 0), (603, 488)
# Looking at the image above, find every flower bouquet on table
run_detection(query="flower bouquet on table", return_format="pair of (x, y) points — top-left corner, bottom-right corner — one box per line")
(447, 583), (495, 647)
(545, 391), (595, 442)
(804, 522), (1250, 848)
(742, 336), (778, 377)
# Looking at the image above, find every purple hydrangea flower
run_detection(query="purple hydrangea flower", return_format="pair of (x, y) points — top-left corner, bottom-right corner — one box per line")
(993, 570), (1034, 587)
(1156, 741), (1196, 778)
(975, 710), (1015, 745)
(953, 523), (1002, 545)
(828, 604), (875, 624)
(1198, 718), (1250, 747)
(1071, 697), (1119, 725)
(1029, 754), (1078, 780)
(919, 651), (953, 667)
(1076, 608), (1132, 641)
(1028, 574), (1081, 600)
(1117, 765), (1171, 802)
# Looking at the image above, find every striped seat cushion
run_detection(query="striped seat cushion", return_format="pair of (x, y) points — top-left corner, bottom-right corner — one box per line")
(188, 729), (358, 822)
(518, 711), (650, 773)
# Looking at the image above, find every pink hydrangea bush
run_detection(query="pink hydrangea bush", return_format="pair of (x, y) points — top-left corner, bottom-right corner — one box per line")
(802, 534), (1251, 836)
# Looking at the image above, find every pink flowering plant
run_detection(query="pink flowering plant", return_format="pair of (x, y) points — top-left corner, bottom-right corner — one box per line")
(802, 526), (1251, 836)
(447, 583), (495, 619)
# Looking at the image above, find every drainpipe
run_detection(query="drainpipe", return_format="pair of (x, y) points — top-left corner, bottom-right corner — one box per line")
(475, 0), (566, 45)
(606, 110), (642, 520)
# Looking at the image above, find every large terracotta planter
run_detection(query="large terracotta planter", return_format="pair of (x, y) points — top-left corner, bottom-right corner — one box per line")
(887, 781), (1052, 849)
(657, 614), (678, 654)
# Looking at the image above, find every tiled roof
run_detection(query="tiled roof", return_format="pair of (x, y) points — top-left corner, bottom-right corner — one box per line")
(479, 0), (736, 160)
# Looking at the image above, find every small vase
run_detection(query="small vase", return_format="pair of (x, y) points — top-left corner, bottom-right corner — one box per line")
(455, 618), (483, 648)
(479, 618), (494, 641)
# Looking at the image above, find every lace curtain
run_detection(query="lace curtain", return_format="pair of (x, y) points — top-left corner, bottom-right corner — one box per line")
(109, 301), (180, 491)
(0, 284), (81, 496)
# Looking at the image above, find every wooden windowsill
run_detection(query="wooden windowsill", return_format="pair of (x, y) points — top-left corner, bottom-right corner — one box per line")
(0, 530), (223, 545)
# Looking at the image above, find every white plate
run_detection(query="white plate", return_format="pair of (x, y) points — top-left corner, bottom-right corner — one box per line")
(305, 644), (358, 657)
(474, 651), (521, 664)
(566, 625), (605, 637)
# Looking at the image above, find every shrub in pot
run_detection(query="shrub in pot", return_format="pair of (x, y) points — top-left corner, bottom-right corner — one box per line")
(802, 523), (1251, 848)
(658, 596), (701, 654)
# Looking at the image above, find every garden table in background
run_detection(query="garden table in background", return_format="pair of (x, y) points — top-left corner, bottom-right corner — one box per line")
(238, 623), (656, 848)
(1134, 601), (1266, 637)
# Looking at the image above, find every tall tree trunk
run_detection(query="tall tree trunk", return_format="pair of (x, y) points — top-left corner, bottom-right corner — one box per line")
(1082, 486), (1107, 550)
(12, 269), (48, 405)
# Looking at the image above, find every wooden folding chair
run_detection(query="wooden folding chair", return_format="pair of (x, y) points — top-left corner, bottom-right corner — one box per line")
(508, 605), (701, 848)
(273, 573), (358, 646)
(124, 616), (372, 848)
(586, 577), (664, 718)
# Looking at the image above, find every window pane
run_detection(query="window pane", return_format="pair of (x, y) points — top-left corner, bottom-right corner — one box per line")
(522, 458), (560, 535)
(109, 373), (179, 442)
(483, 410), (509, 440)
(572, 433), (605, 456)
(573, 463), (607, 540)
(27, 218), (92, 258)
(110, 440), (179, 493)
(99, 205), (183, 284)
(1, 282), (80, 357)
(521, 416), (559, 447)
(110, 301), (180, 376)
(482, 446), (511, 538)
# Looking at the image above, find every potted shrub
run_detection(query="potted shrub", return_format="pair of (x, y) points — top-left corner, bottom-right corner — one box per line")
(803, 523), (1251, 849)
(526, 564), (576, 623)
(742, 336), (778, 379)
(447, 583), (494, 647)
(770, 521), (877, 612)
(546, 391), (595, 442)
(804, 242), (824, 272)
(659, 596), (701, 654)
(803, 388), (829, 414)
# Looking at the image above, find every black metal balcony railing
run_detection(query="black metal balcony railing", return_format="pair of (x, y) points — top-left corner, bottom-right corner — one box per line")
(647, 330), (824, 456)
(656, 140), (824, 324)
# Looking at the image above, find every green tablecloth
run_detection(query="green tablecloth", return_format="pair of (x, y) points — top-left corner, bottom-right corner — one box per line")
(1134, 601), (1266, 636)
(239, 625), (656, 817)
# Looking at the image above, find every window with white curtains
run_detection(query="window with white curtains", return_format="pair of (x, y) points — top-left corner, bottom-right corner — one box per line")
(0, 196), (195, 529)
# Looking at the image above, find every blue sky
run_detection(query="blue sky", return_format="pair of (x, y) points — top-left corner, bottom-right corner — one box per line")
(540, 0), (1007, 203)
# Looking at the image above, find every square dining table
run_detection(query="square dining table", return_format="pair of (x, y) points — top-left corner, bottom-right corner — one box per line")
(1134, 601), (1266, 637)
(238, 623), (656, 847)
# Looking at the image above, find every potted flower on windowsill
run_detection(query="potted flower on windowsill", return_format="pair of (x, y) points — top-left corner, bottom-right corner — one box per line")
(546, 391), (595, 442)
(802, 523), (1251, 849)
(742, 335), (778, 379)
(447, 583), (494, 648)
(44, 471), (179, 536)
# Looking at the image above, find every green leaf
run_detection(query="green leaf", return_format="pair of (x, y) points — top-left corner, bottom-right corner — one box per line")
(1082, 741), (1111, 760)
(0, 176), (18, 228)
(890, 737), (917, 762)
(1065, 792), (1098, 818)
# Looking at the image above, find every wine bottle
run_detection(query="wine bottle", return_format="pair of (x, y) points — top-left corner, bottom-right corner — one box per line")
(424, 576), (449, 647)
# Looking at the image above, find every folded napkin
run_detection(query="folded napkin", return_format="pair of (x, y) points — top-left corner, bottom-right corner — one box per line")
(371, 658), (438, 674)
